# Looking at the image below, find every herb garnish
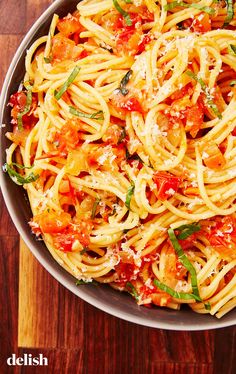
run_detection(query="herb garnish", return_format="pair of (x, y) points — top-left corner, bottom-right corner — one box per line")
(186, 70), (222, 119)
(126, 282), (139, 301)
(176, 223), (201, 240)
(54, 66), (80, 100)
(204, 302), (211, 311)
(113, 0), (132, 26)
(168, 227), (201, 300)
(125, 181), (135, 209)
(91, 198), (100, 219)
(224, 0), (234, 27)
(228, 44), (236, 55)
(164, 1), (215, 15)
(17, 85), (33, 130)
(230, 80), (236, 86)
(76, 279), (99, 286)
(118, 128), (126, 144)
(69, 106), (104, 120)
(154, 279), (202, 301)
(118, 70), (133, 96)
(3, 163), (39, 185)
(44, 56), (52, 64)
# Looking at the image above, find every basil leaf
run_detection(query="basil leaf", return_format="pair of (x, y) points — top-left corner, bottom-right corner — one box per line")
(125, 181), (135, 209)
(204, 302), (211, 311)
(69, 106), (104, 120)
(91, 198), (100, 219)
(228, 44), (236, 55)
(168, 228), (201, 300)
(3, 163), (39, 185)
(54, 66), (80, 100)
(176, 223), (201, 240)
(118, 128), (126, 144)
(186, 70), (222, 119)
(224, 0), (234, 27)
(230, 80), (236, 86)
(119, 70), (133, 96)
(44, 56), (52, 63)
(126, 282), (139, 301)
(17, 86), (33, 130)
(154, 279), (202, 301)
(76, 279), (99, 286)
(80, 247), (88, 255)
(113, 0), (132, 26)
(164, 1), (215, 15)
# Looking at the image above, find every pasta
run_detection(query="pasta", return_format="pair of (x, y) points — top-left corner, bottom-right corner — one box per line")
(4, 0), (236, 318)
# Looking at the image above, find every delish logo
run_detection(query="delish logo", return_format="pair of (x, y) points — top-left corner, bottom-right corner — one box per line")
(7, 353), (48, 366)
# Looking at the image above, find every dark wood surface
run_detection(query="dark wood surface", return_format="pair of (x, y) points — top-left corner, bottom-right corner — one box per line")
(0, 1), (236, 373)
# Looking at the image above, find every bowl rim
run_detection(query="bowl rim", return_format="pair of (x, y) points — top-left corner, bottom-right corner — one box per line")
(0, 0), (236, 331)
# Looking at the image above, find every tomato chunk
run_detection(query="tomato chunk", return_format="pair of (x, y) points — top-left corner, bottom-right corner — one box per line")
(57, 14), (82, 37)
(33, 211), (71, 234)
(153, 172), (181, 200)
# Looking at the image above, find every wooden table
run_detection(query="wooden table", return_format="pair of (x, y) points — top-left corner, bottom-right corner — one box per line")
(0, 1), (236, 373)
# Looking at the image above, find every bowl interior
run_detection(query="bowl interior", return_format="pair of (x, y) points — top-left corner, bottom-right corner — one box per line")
(0, 0), (235, 330)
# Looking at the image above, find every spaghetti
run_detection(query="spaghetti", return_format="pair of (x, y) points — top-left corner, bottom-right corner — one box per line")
(4, 0), (236, 318)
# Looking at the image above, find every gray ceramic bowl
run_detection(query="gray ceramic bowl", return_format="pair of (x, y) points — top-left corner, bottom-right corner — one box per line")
(1, 0), (236, 330)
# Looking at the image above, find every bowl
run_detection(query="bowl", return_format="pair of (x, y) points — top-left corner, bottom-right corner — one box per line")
(1, 0), (236, 330)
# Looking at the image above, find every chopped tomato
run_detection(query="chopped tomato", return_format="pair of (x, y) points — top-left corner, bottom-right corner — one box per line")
(207, 216), (236, 258)
(203, 143), (226, 169)
(114, 261), (138, 286)
(137, 33), (152, 53)
(57, 14), (82, 37)
(102, 124), (125, 145)
(169, 83), (193, 102)
(32, 211), (71, 234)
(111, 93), (142, 113)
(185, 103), (204, 137)
(53, 219), (93, 252)
(191, 13), (211, 33)
(9, 91), (38, 130)
(116, 28), (143, 55)
(115, 13), (152, 55)
(51, 33), (83, 62)
(153, 172), (181, 201)
(54, 120), (80, 152)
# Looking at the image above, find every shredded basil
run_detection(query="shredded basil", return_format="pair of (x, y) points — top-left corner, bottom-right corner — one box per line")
(176, 223), (201, 240)
(230, 80), (236, 86)
(118, 70), (133, 96)
(69, 106), (104, 120)
(76, 279), (99, 286)
(54, 66), (80, 100)
(3, 163), (39, 185)
(118, 128), (126, 144)
(113, 0), (132, 26)
(44, 56), (52, 63)
(204, 302), (211, 311)
(228, 44), (236, 55)
(80, 247), (88, 255)
(164, 1), (215, 15)
(224, 0), (234, 27)
(17, 85), (33, 130)
(99, 43), (113, 53)
(91, 198), (100, 219)
(154, 279), (202, 301)
(168, 228), (201, 300)
(125, 181), (135, 209)
(186, 70), (222, 119)
(126, 282), (139, 301)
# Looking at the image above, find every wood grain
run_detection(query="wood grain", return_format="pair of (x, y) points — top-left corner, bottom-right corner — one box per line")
(1, 1), (236, 374)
